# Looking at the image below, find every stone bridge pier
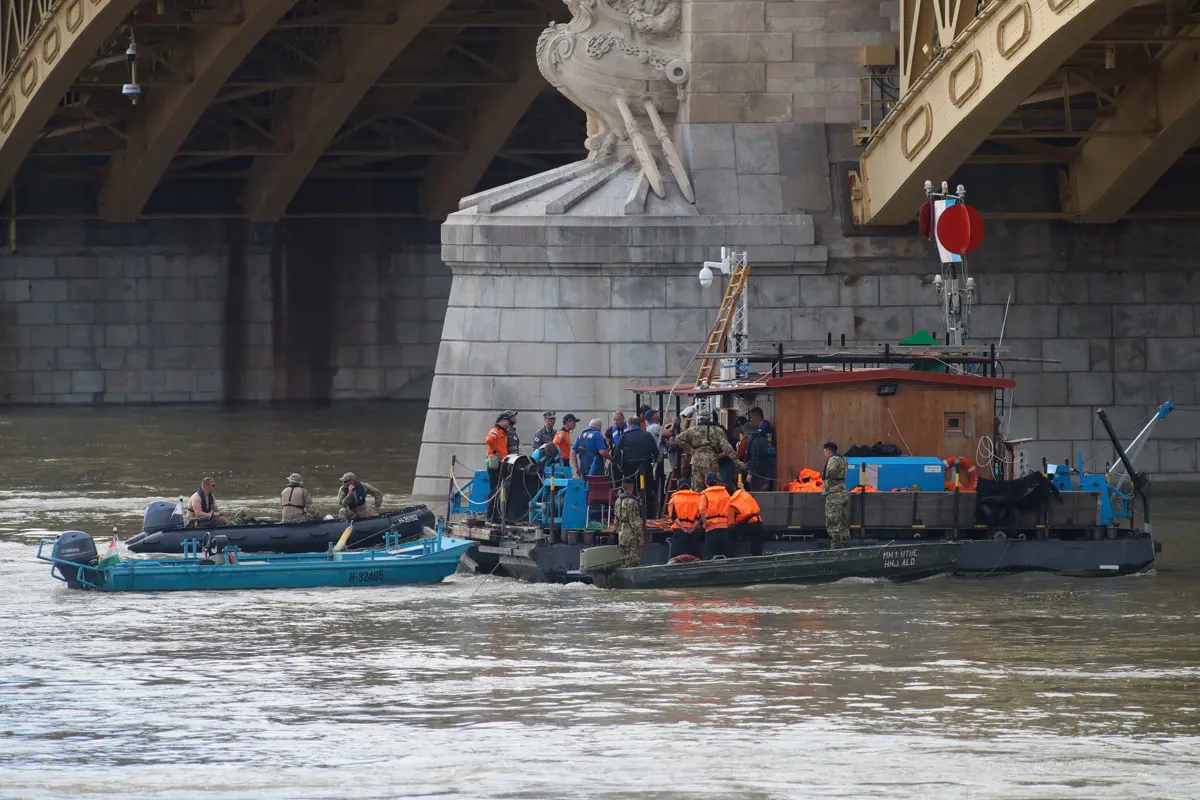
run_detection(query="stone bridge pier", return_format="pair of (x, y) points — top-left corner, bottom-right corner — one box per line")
(0, 0), (585, 404)
(0, 219), (448, 402)
(413, 0), (1200, 500)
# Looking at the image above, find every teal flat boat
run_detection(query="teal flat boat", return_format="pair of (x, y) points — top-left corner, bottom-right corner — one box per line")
(37, 529), (474, 593)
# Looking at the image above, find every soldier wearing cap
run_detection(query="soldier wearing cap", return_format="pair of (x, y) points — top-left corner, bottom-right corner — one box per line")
(531, 411), (558, 453)
(337, 471), (384, 521)
(281, 472), (316, 523)
(554, 414), (581, 475)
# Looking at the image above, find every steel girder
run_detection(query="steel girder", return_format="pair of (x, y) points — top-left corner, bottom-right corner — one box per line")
(0, 0), (140, 199)
(900, 0), (975, 96)
(853, 0), (1138, 226)
(419, 26), (545, 219)
(241, 0), (454, 222)
(1063, 31), (1200, 223)
(98, 0), (300, 221)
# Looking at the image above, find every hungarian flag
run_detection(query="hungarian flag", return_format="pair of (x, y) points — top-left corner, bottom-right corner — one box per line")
(98, 537), (121, 570)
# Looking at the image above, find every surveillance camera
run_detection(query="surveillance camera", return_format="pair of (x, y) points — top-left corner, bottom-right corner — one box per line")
(123, 83), (142, 104)
(126, 41), (137, 61)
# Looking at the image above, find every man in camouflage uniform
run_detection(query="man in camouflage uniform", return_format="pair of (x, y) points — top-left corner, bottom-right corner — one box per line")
(337, 472), (385, 521)
(674, 411), (743, 489)
(612, 477), (644, 568)
(822, 441), (850, 548)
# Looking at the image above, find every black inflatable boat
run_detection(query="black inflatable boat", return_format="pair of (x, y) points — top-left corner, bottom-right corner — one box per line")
(124, 501), (437, 554)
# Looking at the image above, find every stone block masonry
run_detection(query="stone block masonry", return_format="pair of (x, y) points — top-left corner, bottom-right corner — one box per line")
(418, 239), (1200, 499)
(785, 261), (1200, 490)
(411, 0), (1200, 498)
(0, 220), (448, 404)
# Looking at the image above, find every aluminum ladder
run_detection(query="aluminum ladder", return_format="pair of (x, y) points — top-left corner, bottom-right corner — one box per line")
(695, 254), (750, 386)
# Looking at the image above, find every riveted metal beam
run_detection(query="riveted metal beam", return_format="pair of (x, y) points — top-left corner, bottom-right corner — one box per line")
(98, 0), (300, 222)
(902, 0), (977, 95)
(420, 27), (546, 219)
(0, 0), (140, 199)
(853, 0), (1139, 226)
(1064, 32), (1200, 222)
(29, 146), (585, 157)
(241, 0), (455, 222)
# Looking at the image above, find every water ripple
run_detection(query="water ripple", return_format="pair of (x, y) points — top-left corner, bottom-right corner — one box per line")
(1, 406), (1199, 798)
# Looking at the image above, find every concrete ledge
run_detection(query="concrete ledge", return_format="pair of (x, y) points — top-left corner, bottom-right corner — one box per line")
(442, 213), (823, 268)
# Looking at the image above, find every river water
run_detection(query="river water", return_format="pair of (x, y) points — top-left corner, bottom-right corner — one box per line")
(1, 404), (1198, 799)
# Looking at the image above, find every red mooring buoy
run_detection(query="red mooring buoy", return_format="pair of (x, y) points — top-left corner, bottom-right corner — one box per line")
(918, 200), (934, 240)
(935, 203), (984, 255)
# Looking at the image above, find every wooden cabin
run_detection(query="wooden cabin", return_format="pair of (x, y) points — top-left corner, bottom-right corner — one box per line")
(766, 369), (1015, 481)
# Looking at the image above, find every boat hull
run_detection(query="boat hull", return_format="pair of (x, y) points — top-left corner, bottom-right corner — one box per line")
(41, 538), (475, 592)
(124, 506), (435, 554)
(953, 537), (1156, 576)
(588, 542), (961, 590)
(459, 528), (1157, 583)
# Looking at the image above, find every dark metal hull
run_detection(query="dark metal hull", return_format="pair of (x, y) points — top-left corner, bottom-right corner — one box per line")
(589, 542), (962, 590)
(125, 506), (436, 554)
(452, 486), (1157, 582)
(953, 537), (1156, 577)
(461, 530), (1156, 583)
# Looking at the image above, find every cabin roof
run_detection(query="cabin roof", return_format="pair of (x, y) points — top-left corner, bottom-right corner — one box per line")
(765, 368), (1014, 390)
(627, 367), (1014, 396)
(625, 380), (771, 396)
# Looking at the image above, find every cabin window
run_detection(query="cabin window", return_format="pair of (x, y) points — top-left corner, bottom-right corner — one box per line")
(944, 412), (965, 433)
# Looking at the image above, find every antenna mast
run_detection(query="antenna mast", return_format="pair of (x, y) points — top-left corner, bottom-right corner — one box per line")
(923, 180), (976, 347)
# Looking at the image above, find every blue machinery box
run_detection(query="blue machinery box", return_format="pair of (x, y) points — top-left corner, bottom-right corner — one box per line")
(455, 468), (590, 530)
(844, 456), (947, 491)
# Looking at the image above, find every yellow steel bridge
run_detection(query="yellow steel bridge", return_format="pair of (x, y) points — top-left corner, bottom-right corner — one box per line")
(0, 0), (583, 221)
(853, 0), (1200, 225)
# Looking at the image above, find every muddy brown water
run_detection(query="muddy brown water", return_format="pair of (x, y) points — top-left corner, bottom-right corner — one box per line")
(1, 404), (1198, 799)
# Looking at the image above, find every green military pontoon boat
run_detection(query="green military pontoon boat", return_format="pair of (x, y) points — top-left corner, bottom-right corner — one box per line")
(578, 541), (963, 590)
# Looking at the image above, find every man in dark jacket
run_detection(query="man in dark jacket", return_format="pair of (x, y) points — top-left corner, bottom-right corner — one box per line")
(744, 422), (775, 491)
(613, 416), (660, 512)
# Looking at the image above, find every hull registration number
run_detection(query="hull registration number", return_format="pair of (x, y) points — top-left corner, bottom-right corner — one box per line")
(349, 569), (386, 584)
(882, 548), (918, 568)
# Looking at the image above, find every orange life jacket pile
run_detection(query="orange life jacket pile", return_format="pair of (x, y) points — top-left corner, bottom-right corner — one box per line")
(783, 468), (824, 493)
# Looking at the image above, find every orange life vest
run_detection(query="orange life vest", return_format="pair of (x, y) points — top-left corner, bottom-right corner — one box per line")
(486, 427), (509, 459)
(667, 489), (701, 531)
(728, 488), (762, 524)
(784, 467), (824, 493)
(553, 429), (572, 461)
(701, 485), (732, 530)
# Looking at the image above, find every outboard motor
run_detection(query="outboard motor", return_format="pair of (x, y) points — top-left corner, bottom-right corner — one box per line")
(201, 533), (231, 565)
(143, 500), (183, 533)
(52, 531), (98, 590)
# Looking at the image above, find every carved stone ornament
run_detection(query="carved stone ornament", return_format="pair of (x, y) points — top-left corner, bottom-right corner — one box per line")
(536, 0), (695, 203)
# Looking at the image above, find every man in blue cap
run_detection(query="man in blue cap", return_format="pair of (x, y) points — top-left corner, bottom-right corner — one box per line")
(485, 411), (516, 522)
